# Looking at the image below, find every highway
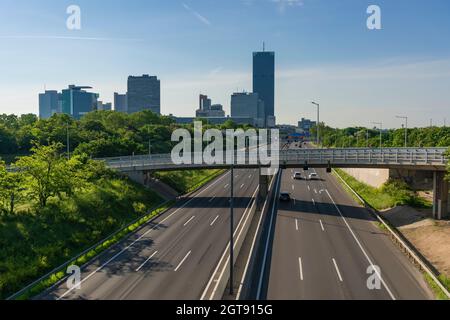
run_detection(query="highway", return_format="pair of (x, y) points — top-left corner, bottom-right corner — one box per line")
(39, 168), (260, 300)
(260, 143), (434, 300)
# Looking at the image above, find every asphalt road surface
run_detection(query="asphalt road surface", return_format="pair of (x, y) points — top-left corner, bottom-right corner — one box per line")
(39, 169), (259, 300)
(262, 142), (434, 300)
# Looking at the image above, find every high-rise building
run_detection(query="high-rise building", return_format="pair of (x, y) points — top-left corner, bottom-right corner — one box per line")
(196, 94), (225, 118)
(230, 92), (265, 128)
(253, 50), (275, 127)
(61, 85), (99, 120)
(39, 90), (60, 119)
(127, 75), (161, 114)
(114, 93), (128, 113)
(97, 101), (112, 111)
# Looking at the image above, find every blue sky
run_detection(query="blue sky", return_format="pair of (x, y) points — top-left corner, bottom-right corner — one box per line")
(0, 0), (449, 128)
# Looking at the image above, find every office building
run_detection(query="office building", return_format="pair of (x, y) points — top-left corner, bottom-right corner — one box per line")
(196, 94), (225, 118)
(39, 90), (60, 119)
(253, 50), (275, 127)
(61, 85), (99, 120)
(97, 101), (112, 111)
(298, 118), (317, 136)
(230, 92), (265, 128)
(127, 75), (161, 114)
(114, 93), (128, 113)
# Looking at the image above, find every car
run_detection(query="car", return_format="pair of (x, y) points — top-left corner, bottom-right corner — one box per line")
(293, 172), (303, 180)
(279, 192), (292, 202)
(308, 173), (319, 180)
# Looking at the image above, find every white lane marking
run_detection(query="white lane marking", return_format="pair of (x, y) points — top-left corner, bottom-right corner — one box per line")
(249, 175), (252, 179)
(209, 196), (216, 203)
(174, 251), (192, 272)
(240, 183), (245, 189)
(256, 172), (282, 299)
(56, 171), (231, 300)
(210, 215), (220, 227)
(312, 199), (315, 206)
(204, 186), (260, 300)
(307, 185), (311, 191)
(319, 220), (325, 231)
(314, 189), (318, 194)
(184, 216), (195, 227)
(135, 251), (158, 272)
(325, 189), (396, 300)
(299, 257), (304, 281)
(236, 175), (276, 300)
(332, 258), (343, 282)
(292, 184), (295, 191)
(235, 175), (239, 178)
(224, 184), (229, 189)
(295, 219), (299, 231)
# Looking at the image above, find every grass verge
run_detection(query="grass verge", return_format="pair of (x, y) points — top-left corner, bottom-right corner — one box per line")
(154, 169), (226, 194)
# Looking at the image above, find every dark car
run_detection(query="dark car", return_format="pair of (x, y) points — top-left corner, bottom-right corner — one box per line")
(279, 192), (291, 202)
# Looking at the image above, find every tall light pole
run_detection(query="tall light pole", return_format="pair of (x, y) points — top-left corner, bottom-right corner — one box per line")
(311, 102), (320, 146)
(66, 122), (70, 160)
(396, 115), (408, 148)
(371, 122), (383, 148)
(148, 139), (151, 156)
(366, 128), (369, 147)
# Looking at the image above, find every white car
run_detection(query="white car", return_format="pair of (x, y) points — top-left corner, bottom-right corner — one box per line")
(293, 172), (303, 180)
(308, 173), (319, 180)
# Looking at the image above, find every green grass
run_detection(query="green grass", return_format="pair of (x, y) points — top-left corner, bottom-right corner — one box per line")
(424, 273), (450, 300)
(154, 169), (226, 194)
(333, 169), (432, 211)
(0, 177), (164, 300)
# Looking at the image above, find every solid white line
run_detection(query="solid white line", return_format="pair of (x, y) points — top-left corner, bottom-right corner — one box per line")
(299, 257), (304, 281)
(236, 174), (276, 300)
(319, 220), (325, 231)
(184, 216), (195, 226)
(325, 189), (396, 300)
(202, 185), (260, 300)
(174, 251), (191, 272)
(210, 215), (220, 227)
(57, 171), (231, 300)
(135, 251), (158, 272)
(332, 258), (343, 282)
(256, 172), (282, 299)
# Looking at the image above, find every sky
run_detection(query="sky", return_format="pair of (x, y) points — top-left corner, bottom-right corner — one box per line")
(0, 0), (449, 128)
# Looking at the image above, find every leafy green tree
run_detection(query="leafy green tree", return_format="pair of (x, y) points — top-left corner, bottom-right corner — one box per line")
(0, 161), (24, 214)
(15, 142), (65, 207)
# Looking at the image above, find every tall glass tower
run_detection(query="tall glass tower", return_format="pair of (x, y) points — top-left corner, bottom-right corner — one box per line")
(253, 50), (275, 127)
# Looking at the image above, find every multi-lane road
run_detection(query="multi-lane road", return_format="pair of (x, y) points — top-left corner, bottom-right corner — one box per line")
(39, 169), (260, 300)
(38, 142), (434, 300)
(260, 143), (434, 300)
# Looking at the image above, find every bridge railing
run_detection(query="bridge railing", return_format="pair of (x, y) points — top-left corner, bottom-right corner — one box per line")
(99, 148), (448, 170)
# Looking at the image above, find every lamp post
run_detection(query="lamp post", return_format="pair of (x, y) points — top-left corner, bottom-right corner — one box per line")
(311, 102), (320, 146)
(229, 164), (234, 295)
(66, 122), (70, 160)
(371, 122), (383, 148)
(395, 116), (408, 148)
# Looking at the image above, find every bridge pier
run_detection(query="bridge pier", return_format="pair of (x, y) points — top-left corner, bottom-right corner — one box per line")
(257, 168), (269, 211)
(432, 171), (449, 220)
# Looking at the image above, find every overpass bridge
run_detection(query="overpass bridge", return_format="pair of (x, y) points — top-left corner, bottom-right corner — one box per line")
(99, 147), (449, 220)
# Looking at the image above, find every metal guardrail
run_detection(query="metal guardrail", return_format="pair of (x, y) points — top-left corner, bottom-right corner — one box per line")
(98, 148), (449, 171)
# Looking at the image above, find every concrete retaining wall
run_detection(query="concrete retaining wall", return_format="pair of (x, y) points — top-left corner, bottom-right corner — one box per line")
(342, 168), (389, 188)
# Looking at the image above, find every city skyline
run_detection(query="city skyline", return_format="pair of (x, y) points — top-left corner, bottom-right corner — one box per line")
(1, 0), (450, 128)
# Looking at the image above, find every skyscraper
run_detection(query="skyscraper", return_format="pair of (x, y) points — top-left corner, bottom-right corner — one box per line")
(230, 92), (265, 128)
(114, 92), (128, 113)
(253, 50), (275, 127)
(39, 90), (60, 119)
(127, 75), (161, 114)
(61, 85), (99, 120)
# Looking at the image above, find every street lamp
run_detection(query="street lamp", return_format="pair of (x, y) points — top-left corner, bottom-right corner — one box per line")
(66, 122), (70, 160)
(395, 116), (408, 148)
(371, 122), (383, 148)
(311, 102), (320, 146)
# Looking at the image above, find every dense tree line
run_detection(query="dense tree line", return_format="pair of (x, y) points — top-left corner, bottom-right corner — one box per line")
(310, 124), (450, 148)
(0, 111), (252, 162)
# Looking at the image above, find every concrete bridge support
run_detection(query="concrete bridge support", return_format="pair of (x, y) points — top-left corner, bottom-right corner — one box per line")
(433, 171), (449, 220)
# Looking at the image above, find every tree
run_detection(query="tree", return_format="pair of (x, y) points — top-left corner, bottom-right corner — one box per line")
(15, 142), (65, 207)
(0, 161), (23, 214)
